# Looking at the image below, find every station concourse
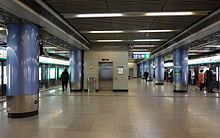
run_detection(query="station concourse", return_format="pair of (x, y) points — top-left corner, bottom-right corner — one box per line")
(0, 1), (220, 138)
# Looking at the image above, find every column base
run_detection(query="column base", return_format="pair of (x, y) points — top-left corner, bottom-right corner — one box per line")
(8, 110), (38, 118)
(155, 82), (164, 85)
(70, 89), (82, 92)
(7, 94), (39, 118)
(173, 83), (187, 93)
(173, 89), (187, 93)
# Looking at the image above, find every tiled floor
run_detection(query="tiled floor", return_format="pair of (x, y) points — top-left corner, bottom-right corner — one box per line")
(0, 79), (220, 138)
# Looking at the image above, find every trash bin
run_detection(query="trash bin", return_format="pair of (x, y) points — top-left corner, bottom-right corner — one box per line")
(87, 77), (96, 93)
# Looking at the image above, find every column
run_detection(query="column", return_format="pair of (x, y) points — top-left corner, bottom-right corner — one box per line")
(7, 23), (39, 118)
(148, 59), (153, 81)
(154, 56), (164, 85)
(173, 48), (188, 92)
(70, 48), (83, 91)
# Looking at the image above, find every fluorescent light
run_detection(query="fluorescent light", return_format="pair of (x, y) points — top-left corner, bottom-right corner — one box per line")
(133, 52), (150, 54)
(44, 47), (57, 49)
(88, 30), (124, 33)
(137, 30), (174, 33)
(134, 39), (165, 42)
(145, 12), (195, 16)
(188, 53), (198, 55)
(204, 45), (220, 48)
(189, 50), (211, 52)
(132, 49), (149, 51)
(93, 39), (164, 42)
(132, 45), (156, 48)
(63, 11), (206, 18)
(95, 40), (123, 42)
(48, 51), (70, 54)
(83, 29), (176, 33)
(75, 13), (123, 18)
(39, 57), (69, 66)
(0, 27), (5, 31)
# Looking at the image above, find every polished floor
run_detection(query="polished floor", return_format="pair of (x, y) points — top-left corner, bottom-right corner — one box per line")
(0, 79), (220, 138)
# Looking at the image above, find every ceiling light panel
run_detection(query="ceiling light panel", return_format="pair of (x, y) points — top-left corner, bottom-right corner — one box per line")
(0, 27), (6, 31)
(132, 45), (157, 48)
(48, 51), (70, 54)
(82, 30), (177, 33)
(189, 50), (211, 52)
(137, 30), (175, 33)
(134, 39), (165, 42)
(88, 30), (124, 33)
(95, 40), (123, 42)
(145, 12), (195, 16)
(63, 11), (208, 18)
(44, 46), (57, 49)
(133, 52), (150, 54)
(92, 39), (165, 42)
(132, 49), (149, 51)
(204, 45), (220, 48)
(75, 13), (123, 18)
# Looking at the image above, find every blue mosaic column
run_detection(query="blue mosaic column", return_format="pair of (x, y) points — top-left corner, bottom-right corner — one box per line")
(173, 48), (188, 92)
(7, 23), (39, 118)
(148, 59), (154, 81)
(140, 62), (144, 78)
(70, 48), (83, 91)
(154, 56), (164, 85)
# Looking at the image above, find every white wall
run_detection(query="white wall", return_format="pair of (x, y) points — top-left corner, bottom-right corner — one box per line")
(128, 63), (137, 78)
(84, 50), (128, 90)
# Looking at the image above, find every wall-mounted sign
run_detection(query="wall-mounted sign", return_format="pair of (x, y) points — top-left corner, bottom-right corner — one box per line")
(117, 66), (124, 75)
(132, 52), (150, 59)
(0, 49), (6, 59)
(145, 53), (151, 59)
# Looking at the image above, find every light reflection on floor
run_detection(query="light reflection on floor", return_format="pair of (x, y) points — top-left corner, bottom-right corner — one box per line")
(0, 79), (219, 138)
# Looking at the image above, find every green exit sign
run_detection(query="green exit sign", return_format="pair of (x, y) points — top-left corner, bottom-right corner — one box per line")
(145, 53), (150, 59)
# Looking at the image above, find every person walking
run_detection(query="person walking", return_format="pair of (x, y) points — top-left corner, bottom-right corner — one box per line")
(198, 70), (205, 90)
(205, 68), (213, 92)
(144, 72), (149, 82)
(61, 68), (69, 92)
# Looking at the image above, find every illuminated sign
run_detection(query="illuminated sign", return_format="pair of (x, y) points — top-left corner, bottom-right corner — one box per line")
(48, 68), (56, 79)
(0, 48), (69, 65)
(133, 52), (150, 59)
(58, 68), (63, 78)
(164, 55), (220, 67)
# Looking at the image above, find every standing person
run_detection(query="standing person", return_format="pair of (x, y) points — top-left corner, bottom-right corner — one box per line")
(164, 69), (168, 82)
(198, 70), (205, 90)
(188, 70), (191, 85)
(144, 72), (149, 82)
(206, 68), (213, 92)
(61, 68), (69, 92)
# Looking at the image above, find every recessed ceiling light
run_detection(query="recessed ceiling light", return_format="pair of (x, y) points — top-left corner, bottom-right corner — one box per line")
(189, 50), (211, 52)
(88, 30), (124, 33)
(83, 30), (177, 33)
(95, 40), (123, 42)
(0, 27), (5, 31)
(134, 39), (165, 42)
(48, 51), (70, 54)
(63, 11), (206, 18)
(132, 49), (149, 51)
(133, 52), (150, 54)
(93, 39), (164, 42)
(137, 30), (175, 33)
(44, 46), (57, 49)
(132, 45), (157, 48)
(204, 45), (220, 48)
(75, 13), (123, 18)
(188, 53), (198, 55)
(145, 12), (195, 16)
